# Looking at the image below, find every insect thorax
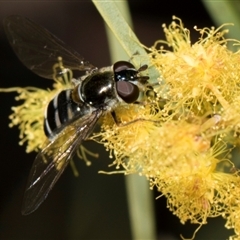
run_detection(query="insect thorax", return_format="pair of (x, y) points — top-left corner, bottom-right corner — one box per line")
(74, 71), (119, 108)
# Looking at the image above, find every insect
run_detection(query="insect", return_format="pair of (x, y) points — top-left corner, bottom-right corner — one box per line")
(3, 15), (149, 215)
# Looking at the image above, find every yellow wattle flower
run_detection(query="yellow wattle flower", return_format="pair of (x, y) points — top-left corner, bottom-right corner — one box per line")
(91, 16), (240, 239)
(0, 59), (72, 153)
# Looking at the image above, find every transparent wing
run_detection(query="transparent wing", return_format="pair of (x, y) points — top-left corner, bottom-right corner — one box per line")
(22, 110), (103, 215)
(3, 15), (96, 79)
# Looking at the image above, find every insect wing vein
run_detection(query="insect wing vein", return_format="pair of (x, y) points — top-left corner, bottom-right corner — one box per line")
(21, 110), (103, 215)
(3, 15), (96, 79)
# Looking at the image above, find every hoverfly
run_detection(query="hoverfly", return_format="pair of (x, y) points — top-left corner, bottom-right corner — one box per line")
(3, 15), (149, 215)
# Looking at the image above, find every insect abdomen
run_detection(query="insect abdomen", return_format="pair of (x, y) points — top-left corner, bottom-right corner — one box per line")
(43, 89), (81, 139)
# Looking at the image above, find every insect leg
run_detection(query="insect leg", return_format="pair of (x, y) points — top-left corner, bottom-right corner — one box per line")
(52, 57), (73, 85)
(110, 110), (160, 127)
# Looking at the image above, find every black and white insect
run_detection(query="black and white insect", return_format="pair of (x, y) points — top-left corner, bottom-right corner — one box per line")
(3, 15), (149, 215)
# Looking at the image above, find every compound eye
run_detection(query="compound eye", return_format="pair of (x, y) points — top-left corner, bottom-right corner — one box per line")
(113, 61), (135, 72)
(116, 81), (139, 103)
(114, 61), (138, 82)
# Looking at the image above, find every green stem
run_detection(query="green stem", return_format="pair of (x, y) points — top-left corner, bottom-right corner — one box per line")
(92, 1), (157, 239)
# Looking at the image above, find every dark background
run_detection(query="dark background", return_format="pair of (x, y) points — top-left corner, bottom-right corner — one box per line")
(0, 1), (235, 239)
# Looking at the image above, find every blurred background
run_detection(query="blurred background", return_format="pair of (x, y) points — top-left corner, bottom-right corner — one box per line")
(0, 1), (237, 239)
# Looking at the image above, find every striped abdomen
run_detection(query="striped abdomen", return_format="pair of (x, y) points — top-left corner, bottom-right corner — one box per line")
(43, 89), (89, 139)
